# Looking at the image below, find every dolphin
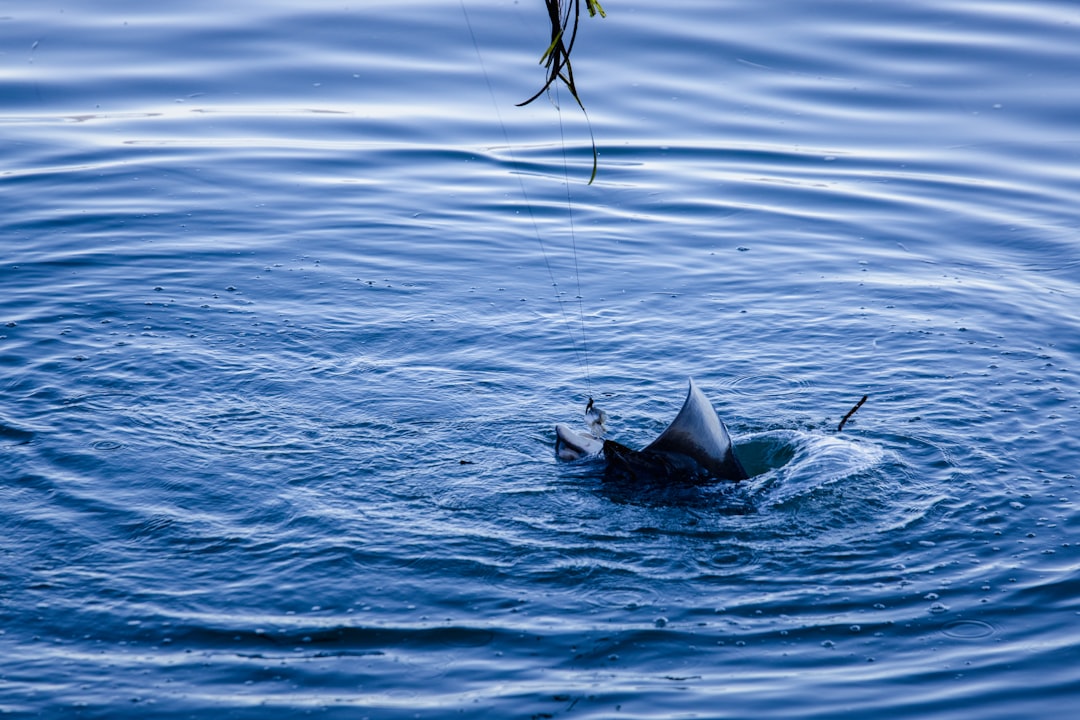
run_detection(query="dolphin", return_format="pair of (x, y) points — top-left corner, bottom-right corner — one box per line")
(555, 378), (749, 483)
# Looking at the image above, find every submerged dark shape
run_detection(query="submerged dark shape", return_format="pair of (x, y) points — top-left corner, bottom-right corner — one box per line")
(555, 378), (749, 484)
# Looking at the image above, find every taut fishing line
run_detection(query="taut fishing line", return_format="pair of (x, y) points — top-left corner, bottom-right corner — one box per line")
(459, 1), (594, 398)
(553, 83), (594, 395)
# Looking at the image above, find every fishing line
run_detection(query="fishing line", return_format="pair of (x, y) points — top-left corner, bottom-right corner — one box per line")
(459, 1), (594, 396)
(553, 83), (593, 394)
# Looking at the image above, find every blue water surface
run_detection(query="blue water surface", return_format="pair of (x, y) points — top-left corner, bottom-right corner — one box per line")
(2, 1), (1079, 717)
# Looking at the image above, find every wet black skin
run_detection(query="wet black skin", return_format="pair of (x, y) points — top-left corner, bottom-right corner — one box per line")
(602, 439), (747, 485)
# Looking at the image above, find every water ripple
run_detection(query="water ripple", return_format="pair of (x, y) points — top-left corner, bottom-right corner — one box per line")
(2, 0), (1079, 717)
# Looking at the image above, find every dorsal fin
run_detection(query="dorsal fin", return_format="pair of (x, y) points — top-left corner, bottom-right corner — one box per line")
(644, 378), (748, 481)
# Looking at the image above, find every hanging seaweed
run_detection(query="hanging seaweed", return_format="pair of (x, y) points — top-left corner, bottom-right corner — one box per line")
(519, 0), (606, 183)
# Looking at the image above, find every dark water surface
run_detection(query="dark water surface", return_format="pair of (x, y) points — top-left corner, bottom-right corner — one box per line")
(3, 1), (1079, 717)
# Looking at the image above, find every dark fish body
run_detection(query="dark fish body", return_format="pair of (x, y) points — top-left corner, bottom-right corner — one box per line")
(556, 378), (748, 484)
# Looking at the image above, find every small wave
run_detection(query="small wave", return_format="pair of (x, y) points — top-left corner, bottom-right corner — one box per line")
(0, 421), (35, 445)
(717, 374), (811, 397)
(737, 428), (949, 549)
(746, 429), (886, 506)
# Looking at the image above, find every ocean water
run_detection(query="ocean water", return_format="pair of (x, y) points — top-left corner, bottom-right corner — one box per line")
(2, 1), (1078, 717)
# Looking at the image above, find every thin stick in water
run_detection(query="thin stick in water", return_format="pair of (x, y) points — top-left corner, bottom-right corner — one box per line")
(837, 395), (868, 432)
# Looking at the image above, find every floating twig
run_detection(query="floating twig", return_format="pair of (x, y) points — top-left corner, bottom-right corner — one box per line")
(837, 394), (868, 432)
